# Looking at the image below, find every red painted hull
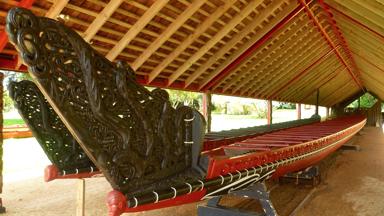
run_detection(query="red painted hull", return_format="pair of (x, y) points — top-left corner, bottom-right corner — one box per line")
(108, 115), (366, 215)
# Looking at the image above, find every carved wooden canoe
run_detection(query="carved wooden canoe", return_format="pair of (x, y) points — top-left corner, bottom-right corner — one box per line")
(5, 8), (366, 216)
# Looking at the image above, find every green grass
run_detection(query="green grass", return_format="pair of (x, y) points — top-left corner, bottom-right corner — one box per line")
(4, 119), (25, 127)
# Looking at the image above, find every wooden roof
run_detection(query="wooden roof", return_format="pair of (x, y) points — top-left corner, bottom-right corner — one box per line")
(0, 0), (383, 107)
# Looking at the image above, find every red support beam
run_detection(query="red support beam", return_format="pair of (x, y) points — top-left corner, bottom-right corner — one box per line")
(298, 0), (365, 92)
(325, 4), (384, 42)
(200, 3), (308, 91)
(0, 58), (27, 72)
(0, 0), (35, 52)
(318, 0), (363, 83)
(268, 46), (337, 99)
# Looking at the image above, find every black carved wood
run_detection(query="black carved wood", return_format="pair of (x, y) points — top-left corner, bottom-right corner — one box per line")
(8, 80), (97, 172)
(6, 7), (205, 194)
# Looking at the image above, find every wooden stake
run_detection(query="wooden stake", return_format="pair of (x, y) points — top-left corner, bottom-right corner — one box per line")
(76, 179), (85, 216)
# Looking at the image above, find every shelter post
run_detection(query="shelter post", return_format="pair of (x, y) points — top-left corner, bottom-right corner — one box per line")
(297, 103), (301, 120)
(202, 92), (212, 132)
(0, 72), (4, 213)
(315, 89), (319, 116)
(267, 100), (272, 125)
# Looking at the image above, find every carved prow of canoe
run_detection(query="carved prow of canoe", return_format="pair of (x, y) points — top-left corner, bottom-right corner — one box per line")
(6, 7), (206, 194)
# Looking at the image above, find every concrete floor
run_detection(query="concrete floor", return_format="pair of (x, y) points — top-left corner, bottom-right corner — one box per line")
(2, 126), (384, 216)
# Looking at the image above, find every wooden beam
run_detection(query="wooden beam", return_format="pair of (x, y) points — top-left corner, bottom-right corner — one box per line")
(184, 0), (297, 88)
(45, 0), (69, 19)
(106, 0), (169, 61)
(247, 37), (327, 97)
(299, 0), (365, 92)
(267, 47), (337, 99)
(218, 14), (310, 92)
(131, 0), (205, 70)
(199, 2), (308, 91)
(83, 0), (123, 42)
(167, 0), (265, 86)
(319, 0), (365, 90)
(147, 0), (237, 83)
(281, 58), (342, 101)
(327, 3), (384, 42)
(228, 26), (319, 95)
(298, 67), (345, 102)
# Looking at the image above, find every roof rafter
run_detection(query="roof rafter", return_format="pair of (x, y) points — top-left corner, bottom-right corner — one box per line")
(146, 0), (237, 83)
(199, 2), (308, 91)
(244, 32), (325, 96)
(131, 0), (205, 70)
(45, 0), (69, 19)
(217, 13), (311, 92)
(184, 0), (296, 88)
(106, 0), (169, 61)
(83, 0), (123, 42)
(298, 0), (365, 92)
(299, 66), (345, 102)
(167, 0), (265, 86)
(327, 3), (384, 42)
(268, 45), (338, 99)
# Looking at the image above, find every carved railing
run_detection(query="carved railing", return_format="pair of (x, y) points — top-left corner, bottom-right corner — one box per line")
(8, 80), (98, 178)
(6, 7), (205, 194)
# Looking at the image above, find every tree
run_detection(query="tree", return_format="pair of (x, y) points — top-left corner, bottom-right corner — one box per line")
(348, 93), (377, 108)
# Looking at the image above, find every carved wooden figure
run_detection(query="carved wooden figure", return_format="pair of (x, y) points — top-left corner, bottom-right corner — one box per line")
(6, 7), (206, 195)
(9, 80), (97, 176)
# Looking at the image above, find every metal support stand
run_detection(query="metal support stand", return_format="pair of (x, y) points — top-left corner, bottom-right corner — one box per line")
(198, 183), (277, 216)
(280, 166), (320, 186)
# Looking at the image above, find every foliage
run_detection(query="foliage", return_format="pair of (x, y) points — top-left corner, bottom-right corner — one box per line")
(348, 93), (377, 108)
(166, 89), (202, 110)
(4, 119), (25, 126)
(276, 102), (296, 109)
(251, 101), (267, 118)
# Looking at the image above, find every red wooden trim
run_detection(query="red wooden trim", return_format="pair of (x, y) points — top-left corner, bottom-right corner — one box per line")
(0, 58), (28, 71)
(318, 0), (363, 81)
(0, 32), (8, 53)
(0, 0), (36, 53)
(299, 0), (364, 92)
(268, 47), (336, 99)
(200, 4), (307, 91)
(325, 3), (384, 42)
(44, 165), (101, 182)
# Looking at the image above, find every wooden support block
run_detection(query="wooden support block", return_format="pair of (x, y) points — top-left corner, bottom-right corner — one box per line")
(76, 179), (85, 216)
